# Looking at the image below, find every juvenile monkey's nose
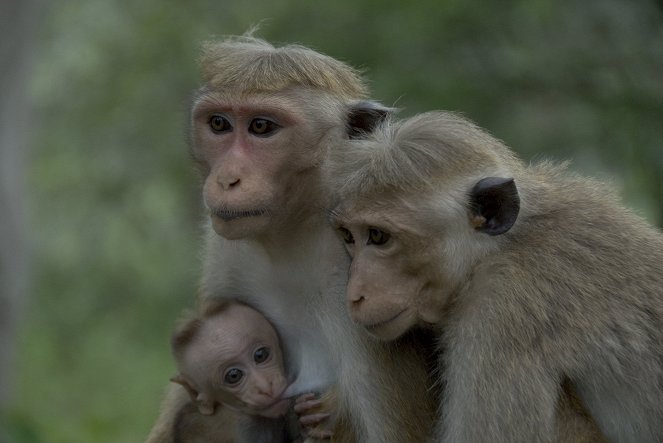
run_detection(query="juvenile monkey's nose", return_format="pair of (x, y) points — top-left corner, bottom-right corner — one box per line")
(349, 293), (366, 305)
(347, 282), (366, 305)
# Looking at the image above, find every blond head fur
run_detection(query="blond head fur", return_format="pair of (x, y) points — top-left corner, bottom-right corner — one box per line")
(200, 35), (368, 101)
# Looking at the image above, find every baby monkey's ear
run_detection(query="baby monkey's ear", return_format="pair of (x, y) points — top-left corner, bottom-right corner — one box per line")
(170, 374), (199, 402)
(170, 374), (216, 415)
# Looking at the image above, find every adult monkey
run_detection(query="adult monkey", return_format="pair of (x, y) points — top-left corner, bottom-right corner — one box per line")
(327, 111), (663, 442)
(146, 36), (436, 442)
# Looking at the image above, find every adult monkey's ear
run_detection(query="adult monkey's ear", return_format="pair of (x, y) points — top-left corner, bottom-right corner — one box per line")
(347, 101), (394, 138)
(469, 177), (520, 236)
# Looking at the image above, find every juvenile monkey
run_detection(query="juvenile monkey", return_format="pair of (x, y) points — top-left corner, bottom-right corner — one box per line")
(327, 111), (663, 442)
(170, 300), (333, 440)
(146, 36), (436, 442)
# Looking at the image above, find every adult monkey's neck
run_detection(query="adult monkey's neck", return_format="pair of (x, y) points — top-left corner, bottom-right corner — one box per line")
(254, 209), (338, 264)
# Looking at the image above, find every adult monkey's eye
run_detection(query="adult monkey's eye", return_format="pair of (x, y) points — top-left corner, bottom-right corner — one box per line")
(249, 118), (279, 136)
(224, 368), (244, 385)
(254, 347), (270, 364)
(209, 115), (232, 133)
(338, 227), (355, 244)
(367, 228), (390, 246)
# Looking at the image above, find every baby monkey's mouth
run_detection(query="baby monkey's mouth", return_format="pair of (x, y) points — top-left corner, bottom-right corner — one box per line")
(252, 398), (291, 418)
(211, 207), (267, 221)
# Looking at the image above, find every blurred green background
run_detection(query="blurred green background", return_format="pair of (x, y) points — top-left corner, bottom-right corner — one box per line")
(1, 0), (662, 442)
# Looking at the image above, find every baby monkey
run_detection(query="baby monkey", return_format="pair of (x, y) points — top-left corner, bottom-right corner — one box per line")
(170, 299), (332, 441)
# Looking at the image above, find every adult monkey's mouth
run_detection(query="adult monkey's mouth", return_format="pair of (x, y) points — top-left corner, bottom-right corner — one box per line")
(211, 207), (268, 221)
(363, 308), (407, 331)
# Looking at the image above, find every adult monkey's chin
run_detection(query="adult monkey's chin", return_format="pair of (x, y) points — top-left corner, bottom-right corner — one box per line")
(360, 309), (411, 342)
(210, 210), (270, 240)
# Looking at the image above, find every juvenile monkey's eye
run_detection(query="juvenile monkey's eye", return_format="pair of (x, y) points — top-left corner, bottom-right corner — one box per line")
(253, 347), (270, 364)
(223, 368), (244, 385)
(338, 227), (355, 244)
(209, 115), (232, 133)
(249, 118), (279, 136)
(367, 228), (390, 246)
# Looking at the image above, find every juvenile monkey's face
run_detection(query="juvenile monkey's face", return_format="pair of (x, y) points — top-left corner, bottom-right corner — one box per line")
(191, 91), (325, 240)
(333, 201), (447, 341)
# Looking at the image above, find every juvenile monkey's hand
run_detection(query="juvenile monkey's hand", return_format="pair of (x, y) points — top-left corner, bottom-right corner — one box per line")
(294, 392), (334, 440)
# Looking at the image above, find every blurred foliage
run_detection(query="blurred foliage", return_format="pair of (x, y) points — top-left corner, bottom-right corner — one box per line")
(4, 0), (662, 442)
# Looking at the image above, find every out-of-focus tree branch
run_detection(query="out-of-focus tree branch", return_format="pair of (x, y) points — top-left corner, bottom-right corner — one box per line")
(0, 0), (38, 412)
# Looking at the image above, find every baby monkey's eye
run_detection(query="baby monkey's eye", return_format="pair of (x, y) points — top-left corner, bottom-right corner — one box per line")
(209, 114), (232, 133)
(224, 368), (244, 385)
(338, 227), (354, 244)
(254, 347), (270, 364)
(367, 228), (390, 246)
(249, 118), (279, 136)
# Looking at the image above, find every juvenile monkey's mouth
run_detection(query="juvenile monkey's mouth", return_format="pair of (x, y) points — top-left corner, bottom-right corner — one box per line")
(211, 207), (267, 221)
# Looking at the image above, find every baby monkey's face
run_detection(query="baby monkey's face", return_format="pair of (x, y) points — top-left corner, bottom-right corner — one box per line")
(178, 304), (290, 418)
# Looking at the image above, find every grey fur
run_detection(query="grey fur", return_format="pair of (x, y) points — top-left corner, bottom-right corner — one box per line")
(329, 111), (663, 442)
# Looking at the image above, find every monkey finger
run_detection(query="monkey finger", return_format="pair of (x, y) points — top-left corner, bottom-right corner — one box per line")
(306, 429), (334, 440)
(295, 393), (317, 404)
(293, 399), (323, 414)
(299, 412), (331, 426)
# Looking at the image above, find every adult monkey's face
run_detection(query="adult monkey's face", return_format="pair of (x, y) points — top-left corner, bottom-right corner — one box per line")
(190, 90), (326, 240)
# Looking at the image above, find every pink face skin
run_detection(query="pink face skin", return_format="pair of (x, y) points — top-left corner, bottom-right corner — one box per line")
(190, 91), (324, 241)
(173, 304), (290, 418)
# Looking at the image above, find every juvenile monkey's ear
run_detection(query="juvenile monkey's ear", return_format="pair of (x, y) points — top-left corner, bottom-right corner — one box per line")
(346, 101), (393, 138)
(469, 177), (520, 236)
